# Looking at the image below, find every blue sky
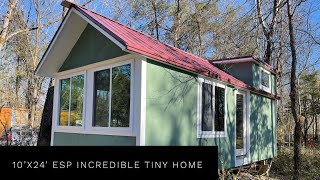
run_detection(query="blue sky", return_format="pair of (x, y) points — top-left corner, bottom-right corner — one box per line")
(21, 0), (320, 71)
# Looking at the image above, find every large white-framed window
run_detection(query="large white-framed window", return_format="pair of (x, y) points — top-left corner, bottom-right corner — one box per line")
(86, 60), (134, 136)
(259, 67), (271, 93)
(197, 77), (227, 138)
(55, 71), (86, 131)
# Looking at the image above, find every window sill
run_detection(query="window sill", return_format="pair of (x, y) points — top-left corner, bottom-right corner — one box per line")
(54, 127), (134, 137)
(260, 85), (271, 94)
(197, 132), (227, 138)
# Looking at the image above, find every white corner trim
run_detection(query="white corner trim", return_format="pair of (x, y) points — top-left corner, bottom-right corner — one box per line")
(134, 58), (147, 145)
(246, 91), (251, 164)
(51, 78), (60, 146)
(72, 8), (126, 50)
(274, 99), (277, 155)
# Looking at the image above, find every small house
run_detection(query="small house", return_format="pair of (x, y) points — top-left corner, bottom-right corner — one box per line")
(35, 2), (277, 169)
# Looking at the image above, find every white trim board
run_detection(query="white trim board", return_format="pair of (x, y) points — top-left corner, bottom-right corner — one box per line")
(234, 90), (251, 167)
(35, 9), (87, 77)
(133, 58), (147, 146)
(36, 7), (127, 78)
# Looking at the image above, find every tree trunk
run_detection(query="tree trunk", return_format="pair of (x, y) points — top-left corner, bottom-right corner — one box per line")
(0, 0), (18, 51)
(304, 117), (308, 146)
(37, 86), (54, 146)
(287, 0), (302, 179)
(173, 0), (181, 48)
(315, 115), (318, 141)
(151, 0), (159, 40)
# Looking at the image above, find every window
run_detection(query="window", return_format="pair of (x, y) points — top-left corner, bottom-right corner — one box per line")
(260, 68), (271, 93)
(58, 74), (84, 127)
(236, 94), (244, 149)
(93, 64), (131, 128)
(201, 83), (213, 131)
(198, 80), (226, 138)
(215, 86), (225, 132)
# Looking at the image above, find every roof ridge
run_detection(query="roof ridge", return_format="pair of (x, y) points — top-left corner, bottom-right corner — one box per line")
(75, 5), (208, 63)
(76, 6), (157, 41)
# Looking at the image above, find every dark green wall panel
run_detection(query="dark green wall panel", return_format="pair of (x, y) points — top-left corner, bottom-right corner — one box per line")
(54, 132), (136, 146)
(59, 24), (127, 72)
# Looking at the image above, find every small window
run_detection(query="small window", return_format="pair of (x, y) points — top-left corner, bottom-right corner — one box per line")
(59, 74), (84, 127)
(260, 68), (271, 92)
(93, 64), (131, 128)
(215, 86), (225, 132)
(201, 83), (213, 131)
(198, 80), (226, 138)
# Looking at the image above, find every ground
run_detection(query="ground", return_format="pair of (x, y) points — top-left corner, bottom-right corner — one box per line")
(220, 145), (320, 179)
(269, 145), (320, 180)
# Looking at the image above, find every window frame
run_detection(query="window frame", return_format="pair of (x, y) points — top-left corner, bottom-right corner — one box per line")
(234, 90), (247, 156)
(259, 67), (271, 93)
(197, 77), (227, 138)
(86, 60), (134, 136)
(55, 71), (86, 132)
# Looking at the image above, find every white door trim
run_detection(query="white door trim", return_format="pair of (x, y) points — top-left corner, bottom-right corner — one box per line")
(234, 90), (251, 166)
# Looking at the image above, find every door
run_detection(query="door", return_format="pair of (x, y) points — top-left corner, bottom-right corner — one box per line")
(235, 90), (247, 158)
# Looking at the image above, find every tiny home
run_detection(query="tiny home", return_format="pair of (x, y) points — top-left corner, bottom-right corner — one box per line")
(35, 2), (277, 169)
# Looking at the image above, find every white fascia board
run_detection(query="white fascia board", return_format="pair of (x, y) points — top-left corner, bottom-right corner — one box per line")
(36, 7), (127, 77)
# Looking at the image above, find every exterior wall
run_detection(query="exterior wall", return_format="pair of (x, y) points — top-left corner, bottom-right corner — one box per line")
(218, 63), (253, 87)
(52, 24), (134, 146)
(53, 132), (136, 146)
(59, 24), (127, 72)
(252, 63), (260, 89)
(145, 59), (277, 169)
(252, 63), (277, 95)
(250, 94), (276, 161)
(145, 60), (236, 168)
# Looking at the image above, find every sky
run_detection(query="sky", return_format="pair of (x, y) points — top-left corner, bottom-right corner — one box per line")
(18, 0), (320, 71)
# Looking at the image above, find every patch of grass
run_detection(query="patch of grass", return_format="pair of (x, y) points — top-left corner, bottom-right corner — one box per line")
(270, 145), (320, 180)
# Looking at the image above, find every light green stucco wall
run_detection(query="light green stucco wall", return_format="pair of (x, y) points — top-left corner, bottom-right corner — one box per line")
(59, 24), (127, 72)
(54, 132), (136, 146)
(252, 63), (260, 89)
(145, 59), (276, 169)
(250, 94), (276, 161)
(145, 60), (236, 168)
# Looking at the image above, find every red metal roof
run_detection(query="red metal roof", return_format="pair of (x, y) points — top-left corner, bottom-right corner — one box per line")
(69, 4), (277, 99)
(73, 5), (250, 88)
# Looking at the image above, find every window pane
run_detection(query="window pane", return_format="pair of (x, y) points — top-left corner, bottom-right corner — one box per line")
(201, 82), (213, 131)
(236, 94), (244, 149)
(59, 78), (70, 126)
(261, 71), (269, 87)
(93, 69), (110, 127)
(215, 86), (225, 131)
(111, 64), (131, 127)
(70, 75), (84, 126)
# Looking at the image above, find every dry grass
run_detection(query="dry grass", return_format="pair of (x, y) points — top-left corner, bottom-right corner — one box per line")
(270, 145), (320, 180)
